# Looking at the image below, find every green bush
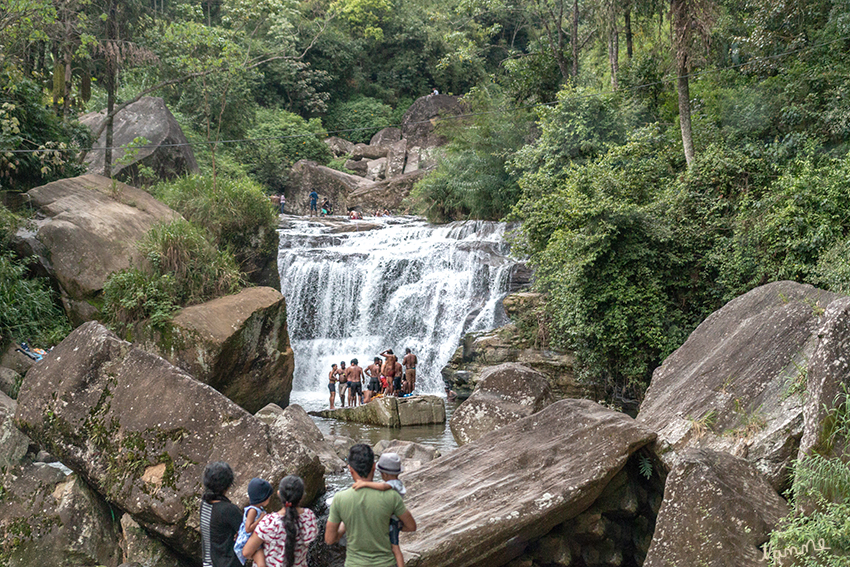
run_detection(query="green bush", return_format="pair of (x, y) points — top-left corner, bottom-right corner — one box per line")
(103, 218), (242, 331)
(151, 175), (278, 277)
(766, 390), (850, 565)
(409, 85), (532, 222)
(240, 108), (331, 192)
(0, 253), (71, 347)
(324, 95), (394, 144)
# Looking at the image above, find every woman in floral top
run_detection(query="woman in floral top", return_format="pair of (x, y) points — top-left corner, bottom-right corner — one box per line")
(242, 476), (318, 567)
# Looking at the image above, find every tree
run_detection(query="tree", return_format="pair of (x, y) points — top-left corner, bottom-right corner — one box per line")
(670, 0), (713, 167)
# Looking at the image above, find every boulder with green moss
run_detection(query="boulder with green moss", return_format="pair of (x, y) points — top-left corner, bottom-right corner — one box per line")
(14, 321), (323, 561)
(134, 286), (295, 414)
(0, 464), (122, 567)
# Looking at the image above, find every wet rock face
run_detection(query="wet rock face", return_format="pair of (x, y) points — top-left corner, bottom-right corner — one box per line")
(0, 392), (31, 469)
(400, 94), (464, 148)
(449, 362), (555, 445)
(0, 464), (122, 567)
(79, 96), (199, 182)
(637, 281), (850, 491)
(643, 449), (788, 567)
(21, 174), (179, 324)
(14, 322), (324, 560)
(135, 286), (295, 414)
(399, 399), (657, 567)
(310, 395), (446, 427)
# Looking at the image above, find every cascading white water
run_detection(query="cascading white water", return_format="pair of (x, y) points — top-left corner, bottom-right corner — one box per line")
(278, 216), (521, 394)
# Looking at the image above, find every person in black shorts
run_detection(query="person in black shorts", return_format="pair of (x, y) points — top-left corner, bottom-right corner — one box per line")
(328, 363), (339, 409)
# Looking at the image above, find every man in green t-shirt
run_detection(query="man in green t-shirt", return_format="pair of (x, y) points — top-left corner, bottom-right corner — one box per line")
(325, 444), (417, 567)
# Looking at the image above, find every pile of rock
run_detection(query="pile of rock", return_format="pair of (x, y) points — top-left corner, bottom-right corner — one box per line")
(287, 94), (463, 214)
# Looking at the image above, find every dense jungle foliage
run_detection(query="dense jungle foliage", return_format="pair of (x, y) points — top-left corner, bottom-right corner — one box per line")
(1, 0), (850, 398)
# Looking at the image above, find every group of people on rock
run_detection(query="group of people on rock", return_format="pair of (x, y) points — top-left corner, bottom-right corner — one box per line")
(327, 348), (417, 409)
(201, 443), (416, 567)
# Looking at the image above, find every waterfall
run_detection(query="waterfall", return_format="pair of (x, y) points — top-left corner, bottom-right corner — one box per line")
(278, 216), (521, 394)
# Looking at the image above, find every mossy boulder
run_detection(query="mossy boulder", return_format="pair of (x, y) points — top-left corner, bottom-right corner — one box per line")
(14, 321), (323, 561)
(134, 286), (295, 414)
(0, 464), (122, 567)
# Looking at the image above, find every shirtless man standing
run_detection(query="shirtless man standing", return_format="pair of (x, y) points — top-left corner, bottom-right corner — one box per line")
(364, 357), (382, 403)
(380, 349), (397, 396)
(346, 359), (365, 407)
(402, 348), (417, 395)
(328, 363), (339, 409)
(337, 361), (348, 407)
(393, 359), (403, 397)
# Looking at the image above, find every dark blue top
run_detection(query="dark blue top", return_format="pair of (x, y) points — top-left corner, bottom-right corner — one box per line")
(309, 191), (318, 203)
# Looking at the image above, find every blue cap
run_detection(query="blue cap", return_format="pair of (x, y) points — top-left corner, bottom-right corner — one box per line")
(248, 478), (273, 505)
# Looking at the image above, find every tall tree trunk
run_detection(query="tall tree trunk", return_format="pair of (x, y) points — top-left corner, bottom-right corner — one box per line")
(609, 19), (619, 90)
(104, 0), (117, 178)
(672, 0), (695, 167)
(571, 0), (579, 77)
(625, 7), (633, 59)
(62, 15), (73, 123)
(51, 42), (61, 114)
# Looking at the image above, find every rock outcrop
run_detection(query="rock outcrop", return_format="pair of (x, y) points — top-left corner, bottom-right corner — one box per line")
(0, 464), (122, 567)
(296, 95), (462, 213)
(399, 399), (657, 567)
(79, 96), (199, 183)
(18, 174), (179, 324)
(14, 322), (324, 560)
(284, 160), (369, 214)
(347, 169), (427, 213)
(637, 281), (849, 490)
(0, 392), (31, 469)
(400, 94), (464, 149)
(256, 403), (347, 473)
(373, 439), (440, 474)
(310, 395), (445, 427)
(120, 514), (194, 567)
(450, 363), (555, 445)
(134, 286), (295, 414)
(643, 449), (787, 567)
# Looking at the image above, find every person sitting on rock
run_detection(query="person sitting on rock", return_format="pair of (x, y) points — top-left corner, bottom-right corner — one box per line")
(321, 198), (332, 216)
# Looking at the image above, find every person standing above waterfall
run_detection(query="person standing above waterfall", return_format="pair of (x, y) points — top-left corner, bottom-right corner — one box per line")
(380, 350), (397, 395)
(328, 364), (339, 409)
(337, 361), (348, 407)
(309, 190), (318, 216)
(402, 348), (417, 395)
(346, 359), (365, 407)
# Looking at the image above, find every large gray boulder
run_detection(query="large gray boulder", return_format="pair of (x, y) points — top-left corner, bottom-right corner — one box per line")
(20, 174), (179, 324)
(399, 399), (657, 567)
(285, 160), (371, 214)
(79, 96), (199, 182)
(370, 127), (402, 146)
(385, 139), (407, 178)
(400, 94), (464, 149)
(310, 395), (445, 427)
(637, 281), (848, 490)
(643, 449), (788, 567)
(351, 143), (389, 160)
(0, 392), (31, 469)
(256, 403), (346, 473)
(450, 363), (555, 445)
(0, 367), (21, 399)
(14, 322), (324, 560)
(347, 169), (427, 213)
(324, 136), (355, 157)
(120, 514), (193, 567)
(0, 463), (122, 567)
(134, 286), (295, 414)
(373, 439), (440, 474)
